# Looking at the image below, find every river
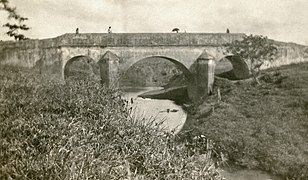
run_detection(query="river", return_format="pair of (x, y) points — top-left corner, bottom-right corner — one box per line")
(122, 86), (282, 180)
(122, 86), (186, 134)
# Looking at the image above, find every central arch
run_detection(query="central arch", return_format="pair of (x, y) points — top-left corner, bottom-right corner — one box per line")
(120, 56), (193, 87)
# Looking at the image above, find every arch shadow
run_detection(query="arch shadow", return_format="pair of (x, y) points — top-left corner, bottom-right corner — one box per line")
(64, 55), (100, 81)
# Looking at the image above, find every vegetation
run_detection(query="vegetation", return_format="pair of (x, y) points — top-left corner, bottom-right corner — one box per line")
(227, 34), (278, 84)
(0, 0), (30, 40)
(0, 65), (222, 179)
(181, 62), (308, 179)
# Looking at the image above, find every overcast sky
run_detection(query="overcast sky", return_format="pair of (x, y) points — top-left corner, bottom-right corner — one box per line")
(0, 0), (307, 45)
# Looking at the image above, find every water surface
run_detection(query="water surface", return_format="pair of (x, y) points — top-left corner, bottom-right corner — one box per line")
(122, 86), (186, 133)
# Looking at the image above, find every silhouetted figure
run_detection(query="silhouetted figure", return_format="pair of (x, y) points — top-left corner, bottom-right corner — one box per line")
(108, 26), (112, 33)
(76, 28), (79, 34)
(130, 98), (134, 104)
(226, 28), (230, 33)
(172, 28), (180, 33)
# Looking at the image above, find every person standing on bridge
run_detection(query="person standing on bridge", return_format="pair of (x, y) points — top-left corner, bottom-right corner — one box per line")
(76, 28), (79, 34)
(226, 28), (230, 33)
(108, 26), (112, 33)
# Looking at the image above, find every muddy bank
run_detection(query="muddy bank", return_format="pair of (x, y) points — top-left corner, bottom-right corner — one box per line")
(138, 85), (189, 104)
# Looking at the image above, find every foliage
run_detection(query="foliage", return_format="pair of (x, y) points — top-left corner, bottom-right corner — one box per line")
(227, 34), (278, 83)
(0, 65), (223, 179)
(182, 62), (308, 179)
(0, 0), (30, 40)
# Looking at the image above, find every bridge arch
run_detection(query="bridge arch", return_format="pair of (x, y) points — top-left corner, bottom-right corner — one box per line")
(64, 55), (100, 81)
(215, 55), (250, 80)
(120, 56), (194, 87)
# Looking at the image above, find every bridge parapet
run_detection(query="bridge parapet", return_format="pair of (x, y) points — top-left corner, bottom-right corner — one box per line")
(56, 33), (245, 47)
(0, 33), (245, 50)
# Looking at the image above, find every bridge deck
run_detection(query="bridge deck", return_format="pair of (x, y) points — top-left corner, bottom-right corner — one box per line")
(0, 33), (245, 50)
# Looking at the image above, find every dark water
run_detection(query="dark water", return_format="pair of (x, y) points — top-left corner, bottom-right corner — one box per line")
(122, 87), (281, 180)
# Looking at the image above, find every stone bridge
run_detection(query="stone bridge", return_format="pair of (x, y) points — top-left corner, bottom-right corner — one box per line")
(1, 33), (307, 99)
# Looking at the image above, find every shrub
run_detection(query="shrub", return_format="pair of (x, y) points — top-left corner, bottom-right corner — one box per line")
(227, 34), (278, 84)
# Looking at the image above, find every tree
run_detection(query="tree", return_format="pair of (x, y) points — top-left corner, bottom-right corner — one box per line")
(227, 34), (278, 84)
(0, 0), (30, 40)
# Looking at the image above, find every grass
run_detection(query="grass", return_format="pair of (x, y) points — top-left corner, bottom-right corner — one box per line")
(181, 62), (308, 179)
(0, 65), (222, 179)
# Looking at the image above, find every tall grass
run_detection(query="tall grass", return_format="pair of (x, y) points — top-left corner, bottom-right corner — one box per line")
(0, 65), (222, 179)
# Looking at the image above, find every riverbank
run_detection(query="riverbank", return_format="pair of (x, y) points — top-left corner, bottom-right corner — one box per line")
(138, 85), (189, 104)
(180, 62), (308, 179)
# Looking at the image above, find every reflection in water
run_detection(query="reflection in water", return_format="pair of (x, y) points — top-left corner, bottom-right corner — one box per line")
(121, 86), (186, 133)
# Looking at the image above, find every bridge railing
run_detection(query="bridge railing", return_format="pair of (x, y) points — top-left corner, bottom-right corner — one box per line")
(55, 33), (246, 47)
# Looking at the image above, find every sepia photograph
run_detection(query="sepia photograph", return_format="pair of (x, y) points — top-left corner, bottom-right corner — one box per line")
(0, 0), (307, 179)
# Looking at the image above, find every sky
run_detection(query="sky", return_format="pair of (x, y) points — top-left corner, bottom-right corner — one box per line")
(0, 0), (307, 45)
